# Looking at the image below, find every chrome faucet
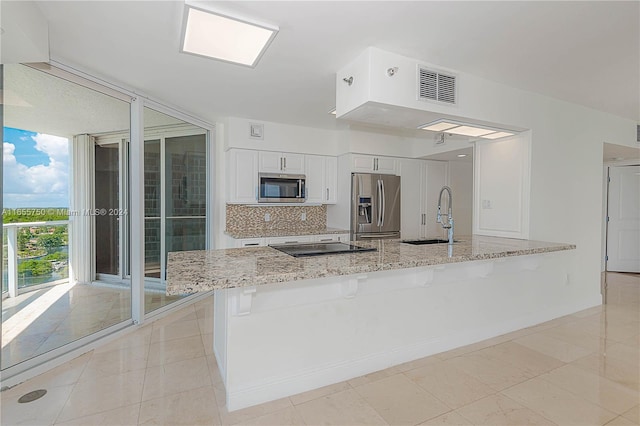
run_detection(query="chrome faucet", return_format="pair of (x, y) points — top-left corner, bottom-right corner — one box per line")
(437, 186), (454, 245)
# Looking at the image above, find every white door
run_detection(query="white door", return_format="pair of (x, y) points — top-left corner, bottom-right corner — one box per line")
(424, 160), (448, 238)
(282, 153), (305, 174)
(607, 165), (640, 272)
(305, 155), (324, 203)
(399, 158), (424, 239)
(324, 156), (338, 204)
(376, 157), (397, 175)
(259, 151), (283, 173)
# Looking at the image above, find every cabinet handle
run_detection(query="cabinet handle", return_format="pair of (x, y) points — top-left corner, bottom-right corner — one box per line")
(244, 243), (259, 246)
(280, 157), (283, 170)
(284, 157), (287, 170)
(285, 240), (298, 244)
(320, 238), (332, 242)
(374, 158), (378, 170)
(326, 188), (329, 200)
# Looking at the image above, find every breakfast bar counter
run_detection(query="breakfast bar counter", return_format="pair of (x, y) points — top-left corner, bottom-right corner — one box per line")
(166, 236), (575, 295)
(165, 236), (592, 412)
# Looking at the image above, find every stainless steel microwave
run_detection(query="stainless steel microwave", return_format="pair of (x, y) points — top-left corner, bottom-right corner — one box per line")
(258, 173), (306, 203)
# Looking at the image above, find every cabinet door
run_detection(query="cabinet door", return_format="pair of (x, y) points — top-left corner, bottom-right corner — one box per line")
(305, 155), (324, 203)
(424, 160), (448, 238)
(259, 151), (283, 173)
(237, 238), (266, 248)
(376, 157), (397, 175)
(315, 234), (339, 243)
(324, 156), (338, 204)
(267, 235), (314, 245)
(352, 155), (375, 172)
(227, 149), (258, 203)
(399, 159), (424, 239)
(282, 153), (305, 174)
(337, 233), (351, 242)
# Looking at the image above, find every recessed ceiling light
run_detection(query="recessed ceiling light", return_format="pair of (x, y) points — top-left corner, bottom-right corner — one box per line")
(457, 154), (467, 158)
(419, 121), (458, 132)
(480, 131), (515, 139)
(180, 4), (278, 67)
(328, 108), (336, 115)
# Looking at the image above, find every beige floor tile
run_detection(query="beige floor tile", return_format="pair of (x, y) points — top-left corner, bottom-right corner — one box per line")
(540, 364), (639, 415)
(295, 389), (387, 425)
(621, 405), (639, 423)
(151, 307), (197, 327)
(79, 343), (149, 382)
(571, 352), (640, 392)
(477, 341), (565, 377)
(215, 385), (294, 425)
(605, 416), (639, 425)
(394, 354), (442, 372)
(93, 325), (153, 354)
(240, 406), (306, 426)
(404, 359), (495, 409)
(138, 385), (221, 425)
(456, 393), (556, 425)
(54, 403), (141, 425)
(206, 354), (224, 385)
(201, 332), (214, 355)
(289, 380), (352, 405)
(539, 321), (609, 352)
(150, 318), (201, 343)
(142, 356), (212, 401)
(146, 334), (205, 367)
(1, 384), (74, 426)
(447, 351), (531, 391)
(353, 374), (449, 425)
(198, 317), (214, 334)
(56, 369), (145, 423)
(4, 352), (92, 394)
(514, 332), (594, 362)
(503, 377), (618, 426)
(347, 366), (401, 387)
(419, 410), (472, 425)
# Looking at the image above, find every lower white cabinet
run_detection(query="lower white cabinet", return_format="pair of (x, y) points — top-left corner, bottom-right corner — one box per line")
(266, 235), (314, 245)
(233, 233), (350, 248)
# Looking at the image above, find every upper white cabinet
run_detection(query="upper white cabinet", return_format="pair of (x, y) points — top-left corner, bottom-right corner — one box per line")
(305, 155), (338, 204)
(351, 154), (398, 175)
(227, 149), (258, 204)
(259, 152), (305, 174)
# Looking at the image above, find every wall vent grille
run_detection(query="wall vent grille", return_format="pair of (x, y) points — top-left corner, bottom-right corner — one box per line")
(419, 67), (456, 105)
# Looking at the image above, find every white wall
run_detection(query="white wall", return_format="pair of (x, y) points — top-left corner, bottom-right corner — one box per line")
(337, 47), (636, 303)
(224, 117), (340, 155)
(448, 161), (473, 236)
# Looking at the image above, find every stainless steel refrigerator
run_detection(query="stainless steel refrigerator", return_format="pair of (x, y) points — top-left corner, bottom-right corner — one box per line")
(351, 173), (401, 240)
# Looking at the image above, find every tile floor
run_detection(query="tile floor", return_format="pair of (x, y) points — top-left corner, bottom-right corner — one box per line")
(1, 272), (638, 425)
(2, 282), (183, 369)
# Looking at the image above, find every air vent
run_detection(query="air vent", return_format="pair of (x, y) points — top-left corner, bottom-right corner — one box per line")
(418, 67), (456, 105)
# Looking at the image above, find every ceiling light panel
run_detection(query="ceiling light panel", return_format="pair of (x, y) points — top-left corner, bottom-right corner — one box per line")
(420, 121), (458, 131)
(445, 126), (495, 137)
(181, 5), (278, 67)
(480, 131), (515, 139)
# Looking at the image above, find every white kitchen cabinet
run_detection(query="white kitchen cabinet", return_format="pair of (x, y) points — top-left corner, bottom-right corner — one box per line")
(351, 154), (397, 175)
(236, 238), (266, 248)
(399, 159), (448, 239)
(266, 235), (314, 245)
(259, 151), (305, 174)
(305, 155), (338, 204)
(227, 149), (258, 203)
(313, 233), (350, 243)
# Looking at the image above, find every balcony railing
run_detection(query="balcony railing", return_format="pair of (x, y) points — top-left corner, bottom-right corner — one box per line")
(2, 220), (70, 298)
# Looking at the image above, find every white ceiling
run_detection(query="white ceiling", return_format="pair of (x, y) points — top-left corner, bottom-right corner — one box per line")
(34, 1), (640, 129)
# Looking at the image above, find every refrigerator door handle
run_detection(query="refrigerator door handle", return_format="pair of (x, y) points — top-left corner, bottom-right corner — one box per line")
(380, 179), (385, 227)
(376, 179), (383, 226)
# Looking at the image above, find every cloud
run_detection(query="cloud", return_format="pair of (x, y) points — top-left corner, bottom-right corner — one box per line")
(3, 133), (70, 208)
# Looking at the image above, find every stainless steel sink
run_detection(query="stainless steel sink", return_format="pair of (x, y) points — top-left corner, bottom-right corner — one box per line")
(401, 239), (458, 245)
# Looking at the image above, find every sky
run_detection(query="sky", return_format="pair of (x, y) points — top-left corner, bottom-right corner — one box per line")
(3, 127), (70, 208)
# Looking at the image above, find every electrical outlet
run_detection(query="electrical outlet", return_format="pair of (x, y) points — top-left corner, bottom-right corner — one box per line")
(264, 213), (271, 222)
(301, 212), (306, 221)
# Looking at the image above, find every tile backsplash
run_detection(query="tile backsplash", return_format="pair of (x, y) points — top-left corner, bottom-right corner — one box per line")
(226, 204), (327, 232)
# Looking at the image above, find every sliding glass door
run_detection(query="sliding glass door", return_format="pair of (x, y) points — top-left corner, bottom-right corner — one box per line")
(143, 108), (208, 314)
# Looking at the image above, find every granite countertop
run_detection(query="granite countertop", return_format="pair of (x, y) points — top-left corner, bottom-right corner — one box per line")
(225, 227), (350, 239)
(166, 236), (575, 295)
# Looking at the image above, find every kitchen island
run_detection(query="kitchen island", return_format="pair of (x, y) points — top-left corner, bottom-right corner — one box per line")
(167, 236), (588, 411)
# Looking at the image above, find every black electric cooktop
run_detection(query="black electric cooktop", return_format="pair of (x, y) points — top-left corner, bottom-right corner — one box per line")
(269, 242), (377, 257)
